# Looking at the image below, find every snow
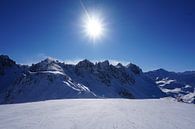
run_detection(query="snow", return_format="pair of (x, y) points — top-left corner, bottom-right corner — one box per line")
(0, 99), (194, 129)
(162, 88), (182, 93)
(156, 78), (176, 86)
(30, 70), (65, 75)
(182, 93), (195, 103)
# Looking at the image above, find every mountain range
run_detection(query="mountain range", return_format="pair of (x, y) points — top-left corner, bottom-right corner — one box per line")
(0, 55), (194, 104)
(145, 69), (195, 103)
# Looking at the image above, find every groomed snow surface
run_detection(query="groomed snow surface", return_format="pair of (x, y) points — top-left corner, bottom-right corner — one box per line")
(0, 99), (194, 129)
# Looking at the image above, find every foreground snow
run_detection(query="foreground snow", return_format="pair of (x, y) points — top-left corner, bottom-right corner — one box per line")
(0, 99), (194, 129)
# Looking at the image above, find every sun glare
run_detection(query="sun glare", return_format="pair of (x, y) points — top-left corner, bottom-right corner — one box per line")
(82, 12), (106, 44)
(80, 0), (105, 42)
(84, 16), (104, 40)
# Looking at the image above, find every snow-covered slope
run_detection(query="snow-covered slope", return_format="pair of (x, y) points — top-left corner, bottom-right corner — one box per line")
(145, 69), (195, 104)
(0, 99), (194, 129)
(0, 55), (28, 102)
(5, 71), (96, 103)
(0, 55), (165, 104)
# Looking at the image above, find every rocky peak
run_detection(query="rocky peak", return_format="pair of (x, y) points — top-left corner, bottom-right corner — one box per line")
(30, 58), (63, 72)
(101, 60), (109, 66)
(116, 63), (124, 69)
(127, 63), (142, 75)
(0, 55), (16, 68)
(43, 57), (55, 63)
(75, 59), (94, 74)
(76, 59), (94, 68)
(95, 60), (109, 70)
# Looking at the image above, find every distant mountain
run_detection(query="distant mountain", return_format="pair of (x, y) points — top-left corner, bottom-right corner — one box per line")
(0, 55), (165, 104)
(145, 69), (195, 104)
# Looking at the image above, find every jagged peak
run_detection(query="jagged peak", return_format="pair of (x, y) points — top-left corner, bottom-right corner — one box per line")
(0, 55), (10, 60)
(30, 57), (63, 72)
(126, 63), (142, 75)
(76, 59), (94, 67)
(41, 57), (57, 64)
(101, 60), (109, 66)
(0, 55), (16, 67)
(31, 57), (61, 67)
(116, 63), (124, 68)
(96, 60), (109, 68)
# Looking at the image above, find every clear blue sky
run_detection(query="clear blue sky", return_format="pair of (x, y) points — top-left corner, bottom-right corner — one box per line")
(0, 0), (195, 72)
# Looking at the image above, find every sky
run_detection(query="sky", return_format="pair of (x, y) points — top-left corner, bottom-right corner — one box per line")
(0, 0), (195, 72)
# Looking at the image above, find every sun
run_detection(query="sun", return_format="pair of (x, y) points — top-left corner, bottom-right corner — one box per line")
(85, 16), (103, 39)
(80, 0), (105, 42)
(83, 15), (105, 41)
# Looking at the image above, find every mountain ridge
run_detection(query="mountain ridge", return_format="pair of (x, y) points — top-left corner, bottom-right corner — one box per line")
(1, 55), (194, 104)
(0, 55), (166, 104)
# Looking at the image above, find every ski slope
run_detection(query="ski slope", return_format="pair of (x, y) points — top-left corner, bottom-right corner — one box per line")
(0, 99), (194, 129)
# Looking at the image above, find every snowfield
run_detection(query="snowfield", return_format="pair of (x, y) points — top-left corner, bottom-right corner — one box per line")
(0, 99), (194, 129)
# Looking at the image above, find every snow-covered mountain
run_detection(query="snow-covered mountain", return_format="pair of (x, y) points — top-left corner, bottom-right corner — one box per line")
(145, 69), (195, 104)
(0, 55), (165, 104)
